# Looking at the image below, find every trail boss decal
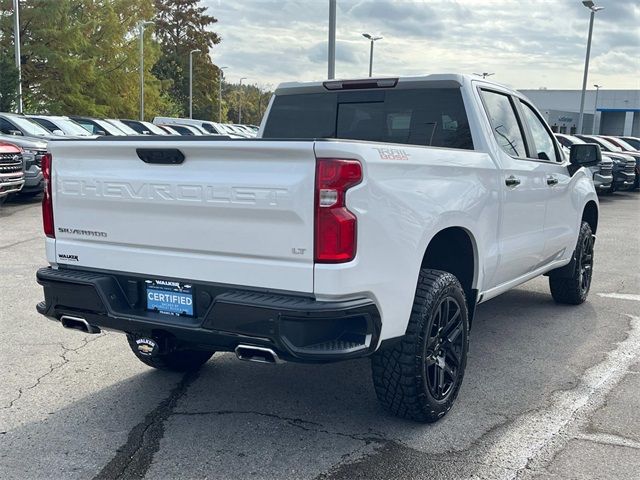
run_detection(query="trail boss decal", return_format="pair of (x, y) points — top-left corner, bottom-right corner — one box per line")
(374, 147), (410, 161)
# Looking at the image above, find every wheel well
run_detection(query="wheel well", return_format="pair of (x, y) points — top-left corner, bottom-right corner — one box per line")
(582, 201), (598, 234)
(421, 227), (477, 322)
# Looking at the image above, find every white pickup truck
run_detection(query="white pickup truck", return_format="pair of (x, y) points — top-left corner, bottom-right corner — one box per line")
(37, 74), (601, 422)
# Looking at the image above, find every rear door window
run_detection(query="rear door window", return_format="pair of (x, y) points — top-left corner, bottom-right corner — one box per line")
(263, 88), (474, 150)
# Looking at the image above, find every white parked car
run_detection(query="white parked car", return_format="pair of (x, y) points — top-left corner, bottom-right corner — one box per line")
(36, 74), (600, 422)
(152, 117), (241, 138)
(26, 115), (95, 137)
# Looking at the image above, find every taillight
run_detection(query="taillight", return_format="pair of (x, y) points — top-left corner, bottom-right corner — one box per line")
(315, 158), (362, 263)
(41, 153), (54, 238)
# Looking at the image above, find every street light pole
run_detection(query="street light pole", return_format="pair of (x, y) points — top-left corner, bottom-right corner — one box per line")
(189, 49), (201, 119)
(13, 0), (22, 114)
(592, 84), (602, 134)
(238, 77), (247, 124)
(218, 66), (227, 123)
(138, 20), (154, 121)
(328, 0), (336, 79)
(362, 33), (382, 77)
(577, 1), (604, 134)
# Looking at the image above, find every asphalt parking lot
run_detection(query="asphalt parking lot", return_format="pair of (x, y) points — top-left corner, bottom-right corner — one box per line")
(1, 192), (639, 480)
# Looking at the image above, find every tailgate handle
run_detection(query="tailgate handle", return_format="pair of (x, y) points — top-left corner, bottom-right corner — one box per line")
(136, 148), (185, 165)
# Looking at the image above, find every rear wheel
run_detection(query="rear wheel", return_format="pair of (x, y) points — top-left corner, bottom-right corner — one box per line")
(371, 269), (469, 422)
(126, 334), (214, 372)
(549, 221), (594, 305)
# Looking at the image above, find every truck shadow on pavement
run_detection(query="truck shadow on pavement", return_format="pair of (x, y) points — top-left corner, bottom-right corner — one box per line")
(5, 284), (608, 480)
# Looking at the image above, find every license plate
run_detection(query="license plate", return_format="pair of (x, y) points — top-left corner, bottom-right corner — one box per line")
(145, 279), (194, 317)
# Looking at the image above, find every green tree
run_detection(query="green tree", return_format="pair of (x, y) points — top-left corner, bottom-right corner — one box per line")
(0, 0), (166, 119)
(224, 82), (273, 126)
(153, 0), (221, 119)
(0, 50), (18, 111)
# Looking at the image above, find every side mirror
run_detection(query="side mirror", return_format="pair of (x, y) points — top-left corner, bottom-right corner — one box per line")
(8, 129), (23, 136)
(52, 129), (65, 136)
(95, 130), (107, 136)
(570, 143), (601, 168)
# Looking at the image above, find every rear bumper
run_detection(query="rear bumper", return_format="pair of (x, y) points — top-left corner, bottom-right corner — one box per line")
(36, 267), (381, 363)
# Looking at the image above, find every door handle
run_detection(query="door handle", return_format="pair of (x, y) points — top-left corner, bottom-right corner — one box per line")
(546, 176), (559, 186)
(136, 148), (185, 165)
(505, 176), (521, 188)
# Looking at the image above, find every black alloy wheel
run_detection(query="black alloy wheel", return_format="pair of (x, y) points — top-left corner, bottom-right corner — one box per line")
(549, 221), (594, 305)
(578, 232), (594, 296)
(424, 296), (464, 401)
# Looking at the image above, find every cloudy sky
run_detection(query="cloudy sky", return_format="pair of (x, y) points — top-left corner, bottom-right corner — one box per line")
(205, 0), (639, 91)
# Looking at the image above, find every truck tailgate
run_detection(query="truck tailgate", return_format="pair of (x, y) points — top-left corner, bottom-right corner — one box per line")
(49, 140), (316, 293)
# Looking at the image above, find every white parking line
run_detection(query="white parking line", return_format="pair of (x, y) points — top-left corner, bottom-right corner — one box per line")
(472, 315), (640, 479)
(598, 293), (640, 302)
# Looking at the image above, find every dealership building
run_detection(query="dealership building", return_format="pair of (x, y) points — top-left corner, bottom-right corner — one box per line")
(519, 89), (640, 137)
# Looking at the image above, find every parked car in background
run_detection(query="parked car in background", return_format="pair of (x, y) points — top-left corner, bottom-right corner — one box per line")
(0, 141), (25, 204)
(618, 136), (640, 150)
(601, 136), (640, 189)
(232, 124), (258, 137)
(104, 119), (141, 135)
(26, 115), (95, 137)
(0, 112), (58, 139)
(119, 119), (173, 135)
(156, 125), (182, 135)
(577, 135), (640, 190)
(0, 134), (47, 196)
(152, 117), (240, 137)
(70, 116), (127, 136)
(555, 134), (613, 193)
(603, 136), (639, 153)
(157, 124), (203, 136)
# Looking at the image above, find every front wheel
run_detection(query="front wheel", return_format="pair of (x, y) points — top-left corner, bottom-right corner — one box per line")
(371, 269), (469, 422)
(549, 221), (594, 305)
(126, 334), (214, 372)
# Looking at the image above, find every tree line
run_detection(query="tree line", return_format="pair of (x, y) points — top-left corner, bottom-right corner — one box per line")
(0, 0), (271, 125)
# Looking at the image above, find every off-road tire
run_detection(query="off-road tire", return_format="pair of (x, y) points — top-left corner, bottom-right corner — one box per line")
(549, 221), (594, 305)
(126, 334), (214, 372)
(371, 269), (469, 422)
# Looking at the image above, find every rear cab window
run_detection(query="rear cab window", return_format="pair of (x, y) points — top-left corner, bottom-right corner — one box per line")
(263, 87), (474, 150)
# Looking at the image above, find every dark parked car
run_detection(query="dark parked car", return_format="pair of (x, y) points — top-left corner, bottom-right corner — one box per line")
(555, 134), (613, 193)
(601, 136), (640, 190)
(0, 134), (47, 196)
(0, 141), (25, 204)
(577, 135), (640, 190)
